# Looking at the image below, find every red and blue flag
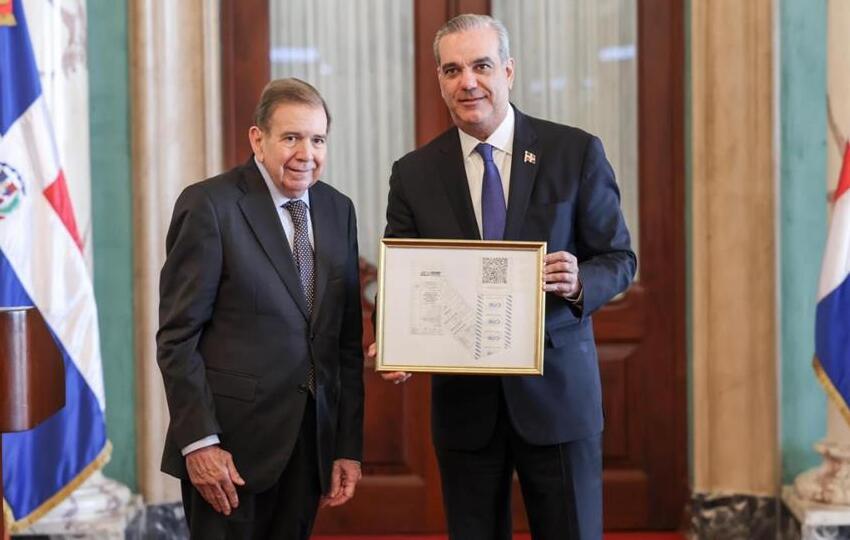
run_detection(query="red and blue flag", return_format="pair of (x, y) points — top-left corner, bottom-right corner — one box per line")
(815, 141), (850, 422)
(1, 0), (108, 531)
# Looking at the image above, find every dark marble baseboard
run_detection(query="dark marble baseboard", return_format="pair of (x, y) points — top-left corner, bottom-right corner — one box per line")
(19, 493), (844, 539)
(126, 502), (188, 540)
(690, 492), (784, 539)
(11, 502), (188, 540)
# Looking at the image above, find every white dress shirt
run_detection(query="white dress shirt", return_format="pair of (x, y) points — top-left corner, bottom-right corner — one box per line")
(181, 158), (315, 456)
(255, 157), (315, 249)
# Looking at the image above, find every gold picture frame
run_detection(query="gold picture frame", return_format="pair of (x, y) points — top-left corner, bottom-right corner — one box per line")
(376, 238), (546, 375)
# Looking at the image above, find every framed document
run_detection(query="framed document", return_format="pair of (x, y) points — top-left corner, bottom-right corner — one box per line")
(375, 238), (546, 375)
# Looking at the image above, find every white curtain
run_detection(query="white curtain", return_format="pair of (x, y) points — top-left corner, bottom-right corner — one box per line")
(269, 0), (415, 263)
(493, 0), (639, 257)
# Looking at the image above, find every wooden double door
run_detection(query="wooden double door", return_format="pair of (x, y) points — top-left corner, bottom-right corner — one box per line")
(221, 0), (685, 532)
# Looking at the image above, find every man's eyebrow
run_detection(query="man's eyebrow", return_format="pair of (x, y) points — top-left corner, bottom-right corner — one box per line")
(441, 56), (495, 71)
(280, 130), (327, 138)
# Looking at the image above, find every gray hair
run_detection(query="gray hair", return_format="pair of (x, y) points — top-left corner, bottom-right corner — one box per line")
(432, 14), (511, 66)
(253, 78), (331, 133)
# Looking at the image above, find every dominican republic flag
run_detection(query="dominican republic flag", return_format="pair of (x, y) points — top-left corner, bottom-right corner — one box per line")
(815, 141), (850, 423)
(1, 0), (108, 532)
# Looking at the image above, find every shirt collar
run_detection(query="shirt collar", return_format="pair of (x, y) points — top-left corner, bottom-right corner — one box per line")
(255, 156), (311, 208)
(458, 105), (515, 159)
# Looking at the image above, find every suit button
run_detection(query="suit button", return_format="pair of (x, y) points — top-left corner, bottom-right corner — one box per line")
(310, 331), (316, 340)
(297, 384), (309, 393)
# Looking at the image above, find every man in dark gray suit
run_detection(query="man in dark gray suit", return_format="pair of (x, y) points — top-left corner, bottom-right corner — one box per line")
(380, 14), (636, 540)
(157, 78), (364, 539)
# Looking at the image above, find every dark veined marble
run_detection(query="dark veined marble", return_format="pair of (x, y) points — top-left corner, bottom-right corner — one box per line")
(691, 493), (850, 539)
(690, 493), (778, 539)
(11, 502), (188, 539)
(125, 502), (188, 540)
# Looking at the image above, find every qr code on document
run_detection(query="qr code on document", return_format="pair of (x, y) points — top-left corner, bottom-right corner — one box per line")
(481, 257), (508, 285)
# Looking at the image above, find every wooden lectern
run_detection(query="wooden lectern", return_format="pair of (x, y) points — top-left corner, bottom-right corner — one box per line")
(0, 307), (65, 536)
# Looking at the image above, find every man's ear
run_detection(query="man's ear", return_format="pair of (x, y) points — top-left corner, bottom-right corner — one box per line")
(248, 125), (264, 160)
(505, 57), (515, 90)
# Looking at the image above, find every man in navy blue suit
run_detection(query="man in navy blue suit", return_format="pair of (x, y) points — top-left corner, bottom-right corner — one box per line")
(379, 14), (636, 540)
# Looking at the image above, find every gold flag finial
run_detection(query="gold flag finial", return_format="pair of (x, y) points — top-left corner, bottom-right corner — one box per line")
(0, 0), (17, 27)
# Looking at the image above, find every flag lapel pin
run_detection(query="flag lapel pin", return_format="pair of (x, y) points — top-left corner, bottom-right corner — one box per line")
(524, 151), (536, 164)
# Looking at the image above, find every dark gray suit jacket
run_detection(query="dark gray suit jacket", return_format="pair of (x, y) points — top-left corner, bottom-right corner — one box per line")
(385, 106), (636, 450)
(157, 158), (364, 493)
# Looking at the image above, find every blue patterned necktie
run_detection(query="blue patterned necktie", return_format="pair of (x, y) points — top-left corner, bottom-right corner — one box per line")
(475, 143), (507, 240)
(283, 199), (316, 393)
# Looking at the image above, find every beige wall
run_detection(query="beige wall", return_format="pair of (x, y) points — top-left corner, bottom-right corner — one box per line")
(691, 0), (779, 495)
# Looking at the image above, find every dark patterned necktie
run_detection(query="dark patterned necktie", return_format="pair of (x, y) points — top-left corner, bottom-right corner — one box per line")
(475, 143), (507, 240)
(283, 199), (316, 393)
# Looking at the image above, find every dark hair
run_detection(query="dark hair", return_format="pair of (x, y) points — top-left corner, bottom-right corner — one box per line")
(253, 78), (331, 132)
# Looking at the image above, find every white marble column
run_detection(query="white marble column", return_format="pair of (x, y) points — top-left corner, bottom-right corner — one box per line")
(129, 0), (222, 504)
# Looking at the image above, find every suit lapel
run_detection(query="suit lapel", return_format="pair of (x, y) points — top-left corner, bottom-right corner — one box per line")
(504, 107), (539, 241)
(308, 184), (332, 326)
(237, 162), (310, 320)
(437, 129), (481, 240)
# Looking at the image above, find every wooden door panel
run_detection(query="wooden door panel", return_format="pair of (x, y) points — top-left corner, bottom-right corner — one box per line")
(601, 349), (630, 460)
(593, 286), (648, 339)
(362, 380), (406, 466)
(604, 469), (651, 528)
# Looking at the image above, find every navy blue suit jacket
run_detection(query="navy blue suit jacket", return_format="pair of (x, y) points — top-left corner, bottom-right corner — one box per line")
(384, 107), (636, 449)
